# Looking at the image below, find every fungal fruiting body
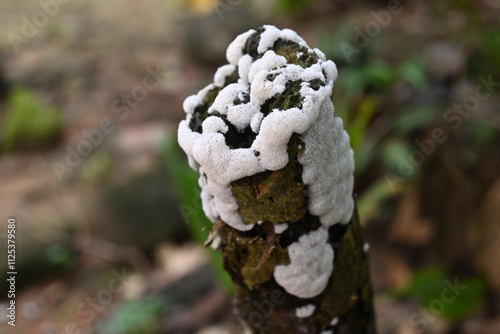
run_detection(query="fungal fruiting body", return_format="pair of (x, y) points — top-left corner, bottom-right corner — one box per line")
(274, 226), (333, 298)
(295, 304), (316, 318)
(176, 26), (376, 333)
(178, 25), (354, 300)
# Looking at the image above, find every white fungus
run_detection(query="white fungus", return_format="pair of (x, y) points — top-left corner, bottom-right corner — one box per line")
(274, 223), (289, 234)
(182, 95), (201, 115)
(178, 26), (355, 298)
(273, 227), (334, 298)
(226, 29), (255, 65)
(295, 304), (316, 318)
(257, 25), (307, 54)
(363, 242), (370, 253)
(330, 317), (339, 326)
(214, 64), (236, 87)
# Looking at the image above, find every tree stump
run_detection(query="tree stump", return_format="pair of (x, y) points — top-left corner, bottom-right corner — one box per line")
(178, 25), (375, 333)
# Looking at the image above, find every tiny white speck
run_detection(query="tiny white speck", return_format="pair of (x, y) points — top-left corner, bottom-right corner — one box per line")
(320, 331), (333, 334)
(274, 223), (288, 234)
(295, 304), (316, 318)
(211, 235), (222, 250)
(330, 317), (339, 326)
(363, 242), (370, 253)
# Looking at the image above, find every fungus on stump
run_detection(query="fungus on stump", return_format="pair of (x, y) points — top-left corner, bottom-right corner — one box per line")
(178, 25), (375, 334)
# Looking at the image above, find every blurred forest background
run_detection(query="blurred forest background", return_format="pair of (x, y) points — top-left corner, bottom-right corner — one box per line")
(0, 0), (499, 333)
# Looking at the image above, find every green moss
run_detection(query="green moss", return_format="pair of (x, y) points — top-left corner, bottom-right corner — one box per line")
(241, 241), (290, 289)
(319, 208), (374, 326)
(273, 38), (320, 68)
(261, 80), (304, 117)
(232, 134), (307, 224)
(187, 75), (256, 150)
(220, 222), (291, 290)
(242, 30), (320, 71)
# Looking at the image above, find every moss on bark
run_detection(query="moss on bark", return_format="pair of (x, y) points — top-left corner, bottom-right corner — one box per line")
(219, 214), (375, 334)
(218, 135), (375, 333)
(231, 134), (307, 225)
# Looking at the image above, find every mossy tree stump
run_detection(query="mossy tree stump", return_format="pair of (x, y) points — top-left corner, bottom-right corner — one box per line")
(178, 25), (376, 333)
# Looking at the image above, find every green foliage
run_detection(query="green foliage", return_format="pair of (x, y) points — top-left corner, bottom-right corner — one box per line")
(357, 179), (398, 222)
(314, 24), (360, 63)
(381, 140), (415, 175)
(480, 29), (500, 74)
(393, 107), (439, 134)
(332, 56), (431, 176)
(1, 86), (63, 153)
(466, 120), (497, 145)
(349, 96), (377, 165)
(96, 297), (165, 334)
(338, 61), (396, 100)
(160, 137), (234, 294)
(400, 266), (486, 320)
(399, 60), (427, 90)
(45, 244), (78, 268)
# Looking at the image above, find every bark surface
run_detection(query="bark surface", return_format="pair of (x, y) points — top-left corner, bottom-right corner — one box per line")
(216, 135), (375, 334)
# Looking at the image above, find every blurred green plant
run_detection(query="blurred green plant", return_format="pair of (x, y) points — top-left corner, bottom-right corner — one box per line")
(348, 95), (377, 164)
(160, 137), (234, 294)
(331, 59), (430, 188)
(357, 178), (400, 223)
(45, 244), (78, 268)
(393, 106), (439, 135)
(96, 296), (165, 334)
(1, 86), (63, 153)
(80, 151), (114, 183)
(380, 139), (415, 176)
(399, 266), (486, 320)
(399, 59), (428, 90)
